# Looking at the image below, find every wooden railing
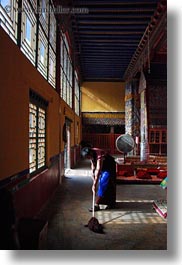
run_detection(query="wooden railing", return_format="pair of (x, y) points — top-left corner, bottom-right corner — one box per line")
(82, 133), (121, 154)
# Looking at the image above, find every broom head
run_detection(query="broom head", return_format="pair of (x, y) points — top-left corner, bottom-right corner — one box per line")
(85, 217), (104, 234)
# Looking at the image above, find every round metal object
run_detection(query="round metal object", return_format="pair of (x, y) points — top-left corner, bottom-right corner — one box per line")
(116, 134), (135, 154)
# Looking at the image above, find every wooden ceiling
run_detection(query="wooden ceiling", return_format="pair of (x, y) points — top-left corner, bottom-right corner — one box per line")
(54, 0), (167, 82)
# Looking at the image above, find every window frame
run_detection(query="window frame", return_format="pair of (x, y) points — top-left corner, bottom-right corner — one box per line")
(20, 0), (37, 65)
(29, 90), (48, 175)
(74, 71), (80, 116)
(60, 32), (73, 108)
(0, 0), (18, 43)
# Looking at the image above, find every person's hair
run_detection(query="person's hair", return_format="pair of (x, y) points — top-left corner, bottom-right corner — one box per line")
(81, 147), (97, 165)
(81, 147), (91, 157)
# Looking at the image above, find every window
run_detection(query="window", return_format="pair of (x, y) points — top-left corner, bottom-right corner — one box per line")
(25, 16), (32, 45)
(49, 58), (53, 76)
(21, 0), (37, 65)
(40, 0), (46, 20)
(60, 32), (73, 107)
(29, 91), (48, 174)
(74, 71), (80, 116)
(48, 47), (56, 87)
(37, 27), (48, 78)
(49, 12), (56, 50)
(0, 0), (78, 92)
(1, 0), (10, 8)
(39, 0), (48, 36)
(0, 0), (56, 87)
(0, 0), (18, 43)
(40, 42), (45, 64)
(47, 9), (56, 87)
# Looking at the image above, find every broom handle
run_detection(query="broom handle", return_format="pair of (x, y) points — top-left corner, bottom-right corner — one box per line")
(92, 191), (95, 217)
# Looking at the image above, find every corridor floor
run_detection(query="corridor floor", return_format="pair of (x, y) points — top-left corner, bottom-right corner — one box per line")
(37, 159), (167, 250)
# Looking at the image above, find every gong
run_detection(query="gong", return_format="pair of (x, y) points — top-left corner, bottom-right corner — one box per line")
(115, 134), (135, 163)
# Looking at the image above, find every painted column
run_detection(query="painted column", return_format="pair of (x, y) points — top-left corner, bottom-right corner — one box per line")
(125, 79), (140, 148)
(139, 70), (149, 161)
(125, 81), (133, 136)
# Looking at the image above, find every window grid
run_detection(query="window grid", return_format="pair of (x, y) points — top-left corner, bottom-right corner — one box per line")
(0, 0), (81, 107)
(27, 0), (36, 9)
(37, 107), (46, 169)
(48, 47), (56, 87)
(0, 0), (56, 88)
(29, 103), (37, 173)
(21, 0), (37, 65)
(74, 72), (80, 116)
(37, 26), (48, 79)
(49, 9), (56, 52)
(0, 0), (18, 43)
(39, 0), (49, 36)
(29, 94), (47, 174)
(60, 32), (73, 108)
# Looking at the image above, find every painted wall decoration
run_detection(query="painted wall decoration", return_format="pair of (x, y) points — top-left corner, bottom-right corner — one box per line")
(82, 117), (125, 126)
(139, 69), (146, 93)
(82, 112), (125, 126)
(139, 70), (149, 161)
(140, 89), (149, 161)
(125, 80), (140, 138)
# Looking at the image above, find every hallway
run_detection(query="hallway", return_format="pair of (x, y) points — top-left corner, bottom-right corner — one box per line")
(37, 160), (167, 250)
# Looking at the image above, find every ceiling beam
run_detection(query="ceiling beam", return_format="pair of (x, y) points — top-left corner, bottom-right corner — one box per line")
(74, 1), (158, 6)
(75, 31), (144, 35)
(75, 14), (152, 19)
(75, 20), (149, 25)
(124, 1), (167, 80)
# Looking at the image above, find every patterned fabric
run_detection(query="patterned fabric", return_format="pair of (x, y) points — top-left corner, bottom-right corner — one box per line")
(98, 171), (110, 197)
(160, 177), (168, 189)
(96, 154), (116, 206)
(136, 170), (151, 179)
(82, 117), (124, 125)
(153, 200), (167, 219)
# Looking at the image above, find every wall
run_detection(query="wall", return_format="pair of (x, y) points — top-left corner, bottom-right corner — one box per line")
(81, 82), (125, 112)
(148, 82), (167, 126)
(0, 28), (81, 218)
(0, 27), (59, 180)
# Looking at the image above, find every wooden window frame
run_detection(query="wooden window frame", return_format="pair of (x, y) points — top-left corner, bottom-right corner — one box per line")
(29, 90), (48, 175)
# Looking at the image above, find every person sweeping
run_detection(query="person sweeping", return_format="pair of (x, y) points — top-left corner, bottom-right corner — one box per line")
(81, 147), (116, 212)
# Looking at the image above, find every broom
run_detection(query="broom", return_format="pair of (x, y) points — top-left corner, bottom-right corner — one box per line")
(85, 191), (104, 234)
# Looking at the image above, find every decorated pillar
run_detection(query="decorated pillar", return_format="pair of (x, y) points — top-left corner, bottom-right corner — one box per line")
(139, 70), (149, 161)
(125, 79), (140, 139)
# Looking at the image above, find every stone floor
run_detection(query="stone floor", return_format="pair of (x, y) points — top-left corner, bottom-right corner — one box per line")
(37, 159), (167, 250)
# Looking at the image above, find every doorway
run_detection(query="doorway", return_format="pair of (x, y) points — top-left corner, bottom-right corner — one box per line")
(64, 118), (72, 171)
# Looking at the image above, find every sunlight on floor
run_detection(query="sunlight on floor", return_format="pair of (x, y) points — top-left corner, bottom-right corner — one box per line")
(97, 211), (166, 225)
(65, 168), (92, 177)
(96, 200), (167, 225)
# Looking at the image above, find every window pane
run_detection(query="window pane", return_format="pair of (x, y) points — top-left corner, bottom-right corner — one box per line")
(39, 0), (48, 34)
(38, 107), (46, 169)
(49, 11), (56, 51)
(37, 28), (48, 78)
(1, 0), (10, 8)
(41, 0), (46, 19)
(0, 0), (18, 43)
(29, 103), (37, 173)
(40, 42), (45, 64)
(25, 16), (32, 45)
(20, 1), (37, 65)
(48, 48), (56, 88)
